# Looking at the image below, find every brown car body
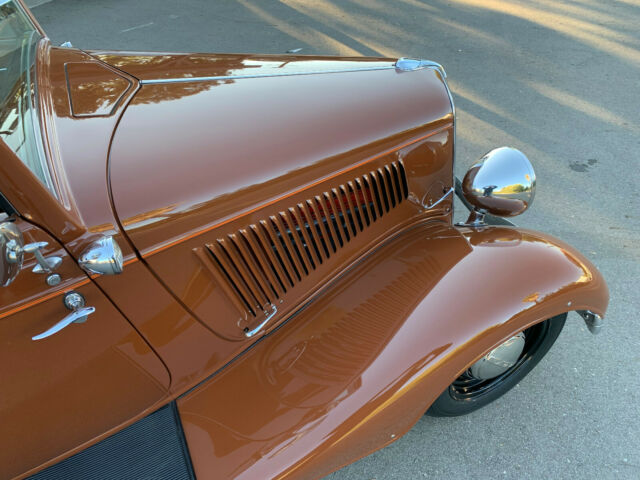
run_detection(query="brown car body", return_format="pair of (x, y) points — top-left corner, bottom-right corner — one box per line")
(0, 3), (608, 479)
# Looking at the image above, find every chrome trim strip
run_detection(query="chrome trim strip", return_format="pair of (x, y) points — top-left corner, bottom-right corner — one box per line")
(140, 65), (396, 85)
(402, 58), (456, 219)
(440, 69), (456, 219)
(396, 58), (456, 219)
(395, 57), (447, 78)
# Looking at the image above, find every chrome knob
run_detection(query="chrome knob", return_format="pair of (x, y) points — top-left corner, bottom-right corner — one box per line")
(63, 291), (86, 311)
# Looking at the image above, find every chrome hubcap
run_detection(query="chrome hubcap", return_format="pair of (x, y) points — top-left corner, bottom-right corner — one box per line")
(469, 332), (526, 380)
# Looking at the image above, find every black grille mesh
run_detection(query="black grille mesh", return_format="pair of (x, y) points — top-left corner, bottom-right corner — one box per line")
(29, 403), (194, 480)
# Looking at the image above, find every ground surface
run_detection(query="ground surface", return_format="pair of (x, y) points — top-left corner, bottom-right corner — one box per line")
(31, 1), (640, 479)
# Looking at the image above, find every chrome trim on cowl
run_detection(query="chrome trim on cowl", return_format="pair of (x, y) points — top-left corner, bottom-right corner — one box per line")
(139, 65), (396, 85)
(139, 57), (451, 85)
(395, 58), (456, 216)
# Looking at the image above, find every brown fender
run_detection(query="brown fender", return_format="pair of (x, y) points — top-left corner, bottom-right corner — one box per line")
(176, 222), (609, 480)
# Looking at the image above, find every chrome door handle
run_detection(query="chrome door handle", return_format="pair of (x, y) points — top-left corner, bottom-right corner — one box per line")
(32, 307), (95, 341)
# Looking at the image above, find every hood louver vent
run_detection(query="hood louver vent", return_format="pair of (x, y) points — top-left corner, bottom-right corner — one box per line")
(203, 160), (409, 320)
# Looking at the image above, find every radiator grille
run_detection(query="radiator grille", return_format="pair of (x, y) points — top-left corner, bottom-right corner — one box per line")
(29, 403), (194, 480)
(205, 160), (409, 318)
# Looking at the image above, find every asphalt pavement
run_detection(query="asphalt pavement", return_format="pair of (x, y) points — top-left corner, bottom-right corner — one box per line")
(31, 1), (640, 479)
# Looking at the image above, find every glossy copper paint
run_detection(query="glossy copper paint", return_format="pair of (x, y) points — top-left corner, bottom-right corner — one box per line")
(178, 223), (608, 479)
(65, 62), (131, 117)
(0, 35), (176, 478)
(109, 63), (452, 254)
(2, 41), (457, 478)
(92, 259), (249, 395)
(106, 59), (453, 373)
(0, 219), (169, 480)
(27, 45), (226, 398)
(1, 4), (610, 476)
(36, 45), (138, 248)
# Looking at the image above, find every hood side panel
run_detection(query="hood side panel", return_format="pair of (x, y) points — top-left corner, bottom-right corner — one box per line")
(110, 65), (452, 253)
(108, 56), (453, 361)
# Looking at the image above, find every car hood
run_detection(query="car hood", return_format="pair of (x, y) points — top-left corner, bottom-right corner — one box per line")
(90, 50), (396, 82)
(100, 51), (453, 255)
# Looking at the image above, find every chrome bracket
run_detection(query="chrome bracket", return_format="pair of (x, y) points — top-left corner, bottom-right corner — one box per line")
(244, 304), (278, 338)
(577, 310), (603, 335)
(32, 254), (63, 274)
(422, 187), (454, 210)
(6, 239), (64, 284)
(395, 58), (446, 78)
(456, 210), (488, 228)
(454, 176), (516, 228)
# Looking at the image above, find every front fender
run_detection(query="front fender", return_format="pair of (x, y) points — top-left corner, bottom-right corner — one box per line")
(176, 222), (608, 480)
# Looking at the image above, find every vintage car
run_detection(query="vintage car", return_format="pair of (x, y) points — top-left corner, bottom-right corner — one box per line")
(0, 1), (609, 479)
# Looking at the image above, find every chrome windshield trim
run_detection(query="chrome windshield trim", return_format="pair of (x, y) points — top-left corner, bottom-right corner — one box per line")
(1, 2), (56, 197)
(26, 36), (56, 196)
(139, 65), (396, 85)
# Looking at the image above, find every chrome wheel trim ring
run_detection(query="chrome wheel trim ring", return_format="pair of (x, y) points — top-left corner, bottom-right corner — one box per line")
(469, 332), (526, 380)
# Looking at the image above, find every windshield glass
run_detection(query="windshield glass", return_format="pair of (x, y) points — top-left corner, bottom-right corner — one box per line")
(0, 0), (52, 191)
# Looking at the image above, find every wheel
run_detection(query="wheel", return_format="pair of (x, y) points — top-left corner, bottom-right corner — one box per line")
(427, 313), (567, 417)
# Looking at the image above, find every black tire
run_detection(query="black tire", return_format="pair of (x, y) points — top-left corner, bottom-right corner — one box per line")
(427, 313), (567, 417)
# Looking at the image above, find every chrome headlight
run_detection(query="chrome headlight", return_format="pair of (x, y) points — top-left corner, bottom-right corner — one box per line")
(462, 147), (536, 223)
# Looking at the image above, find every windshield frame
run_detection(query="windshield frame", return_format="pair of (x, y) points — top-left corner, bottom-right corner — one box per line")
(0, 0), (55, 198)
